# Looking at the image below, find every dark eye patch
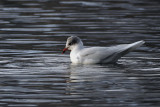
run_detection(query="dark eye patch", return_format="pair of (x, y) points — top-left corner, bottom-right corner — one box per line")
(68, 38), (78, 46)
(68, 42), (72, 45)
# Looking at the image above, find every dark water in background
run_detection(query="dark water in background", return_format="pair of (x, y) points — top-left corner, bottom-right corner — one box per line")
(0, 0), (160, 107)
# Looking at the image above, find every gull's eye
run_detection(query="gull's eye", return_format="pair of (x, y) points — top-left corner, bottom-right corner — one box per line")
(68, 42), (72, 46)
(68, 38), (77, 46)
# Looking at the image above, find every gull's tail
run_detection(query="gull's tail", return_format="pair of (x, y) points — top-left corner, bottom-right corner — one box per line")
(108, 40), (145, 63)
(128, 40), (145, 51)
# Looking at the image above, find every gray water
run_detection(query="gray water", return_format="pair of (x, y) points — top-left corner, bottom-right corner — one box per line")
(0, 0), (160, 107)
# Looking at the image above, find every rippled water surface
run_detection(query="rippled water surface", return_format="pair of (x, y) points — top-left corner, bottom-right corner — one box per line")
(0, 0), (160, 107)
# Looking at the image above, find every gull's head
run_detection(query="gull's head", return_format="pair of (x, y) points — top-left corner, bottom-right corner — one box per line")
(62, 36), (83, 54)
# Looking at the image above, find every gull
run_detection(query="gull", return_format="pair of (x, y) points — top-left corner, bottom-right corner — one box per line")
(62, 36), (145, 64)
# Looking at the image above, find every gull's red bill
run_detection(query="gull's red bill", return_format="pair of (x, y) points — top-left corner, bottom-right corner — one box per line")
(62, 48), (68, 54)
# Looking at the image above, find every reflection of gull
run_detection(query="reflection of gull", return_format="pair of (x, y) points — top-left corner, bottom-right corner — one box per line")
(63, 36), (145, 64)
(66, 64), (144, 105)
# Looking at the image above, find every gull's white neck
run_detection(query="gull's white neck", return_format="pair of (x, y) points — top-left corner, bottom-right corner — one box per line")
(70, 41), (84, 63)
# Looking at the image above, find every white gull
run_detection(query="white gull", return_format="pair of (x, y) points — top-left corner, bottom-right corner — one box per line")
(62, 36), (145, 64)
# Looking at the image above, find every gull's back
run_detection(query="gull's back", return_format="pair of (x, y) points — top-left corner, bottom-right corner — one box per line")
(78, 40), (145, 64)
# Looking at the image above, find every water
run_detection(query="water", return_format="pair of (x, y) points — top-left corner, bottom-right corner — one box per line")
(0, 0), (160, 107)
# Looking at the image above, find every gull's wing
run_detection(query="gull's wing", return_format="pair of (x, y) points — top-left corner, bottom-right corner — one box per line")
(79, 40), (145, 64)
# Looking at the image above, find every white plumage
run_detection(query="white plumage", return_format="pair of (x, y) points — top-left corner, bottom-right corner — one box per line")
(63, 36), (145, 64)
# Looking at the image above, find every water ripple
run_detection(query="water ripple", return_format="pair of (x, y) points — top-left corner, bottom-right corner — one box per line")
(0, 0), (160, 107)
